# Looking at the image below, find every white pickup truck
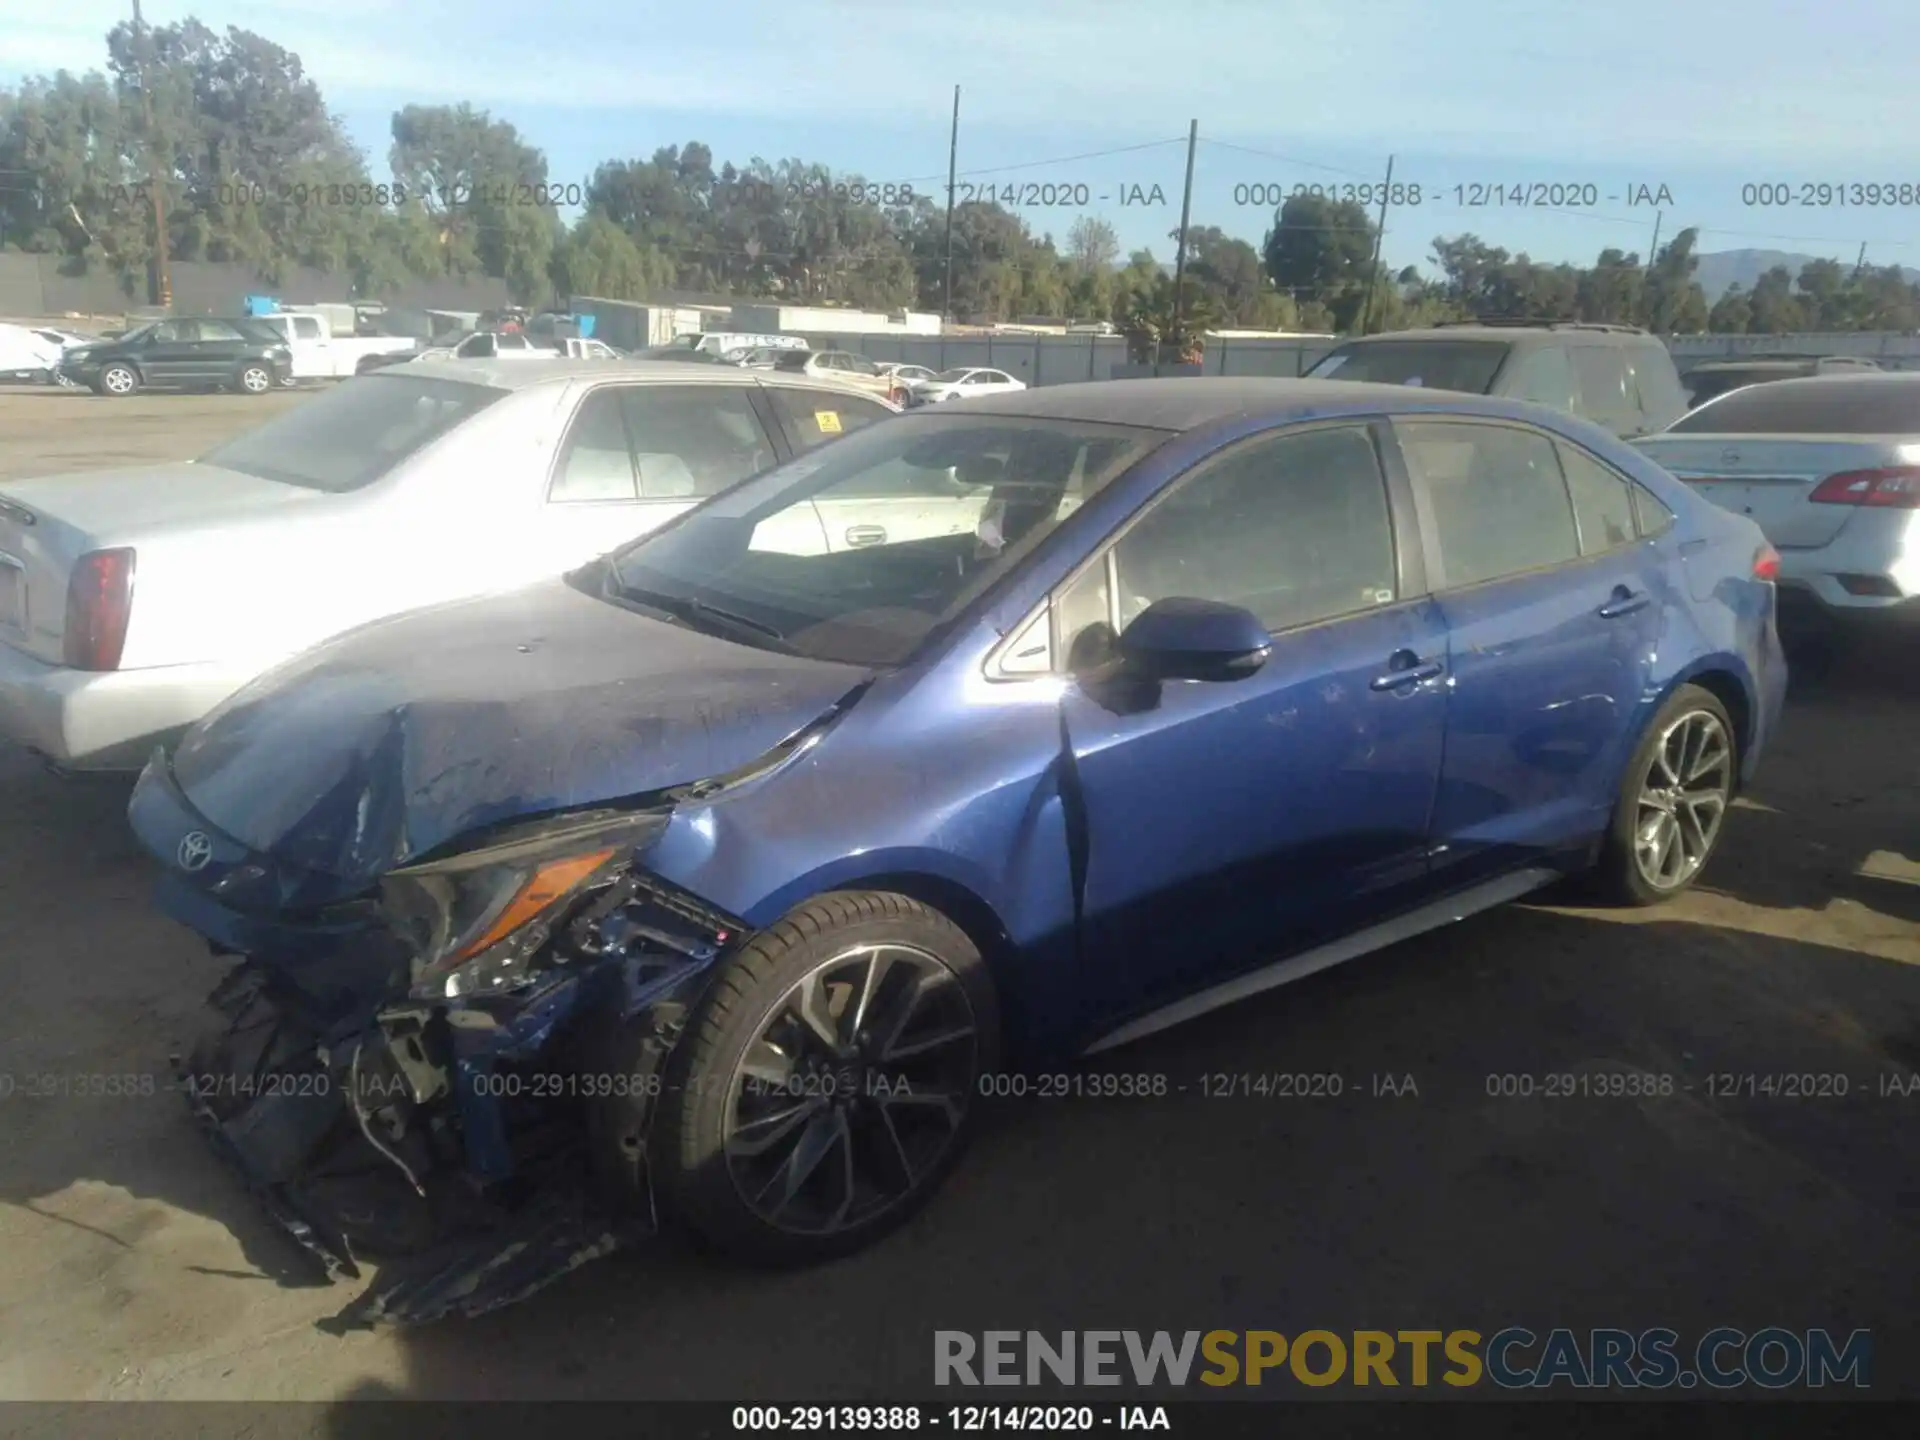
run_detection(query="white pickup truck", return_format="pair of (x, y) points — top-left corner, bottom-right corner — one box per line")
(250, 311), (421, 380)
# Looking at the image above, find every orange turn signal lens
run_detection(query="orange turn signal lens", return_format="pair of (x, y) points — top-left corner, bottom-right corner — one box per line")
(447, 848), (616, 966)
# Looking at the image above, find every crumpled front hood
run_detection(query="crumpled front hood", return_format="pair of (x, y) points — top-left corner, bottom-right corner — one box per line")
(169, 576), (871, 884)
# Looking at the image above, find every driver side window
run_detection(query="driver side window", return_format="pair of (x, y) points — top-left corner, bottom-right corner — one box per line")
(1053, 423), (1399, 667)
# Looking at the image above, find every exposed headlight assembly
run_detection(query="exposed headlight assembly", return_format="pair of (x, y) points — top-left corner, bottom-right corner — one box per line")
(381, 809), (672, 999)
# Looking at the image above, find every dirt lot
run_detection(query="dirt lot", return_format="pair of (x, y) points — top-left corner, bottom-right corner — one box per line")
(0, 390), (1916, 1411)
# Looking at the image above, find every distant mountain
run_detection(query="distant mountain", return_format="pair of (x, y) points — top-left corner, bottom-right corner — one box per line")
(1691, 249), (1920, 301)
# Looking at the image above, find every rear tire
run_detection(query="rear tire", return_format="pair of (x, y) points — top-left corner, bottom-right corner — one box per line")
(1590, 684), (1737, 906)
(638, 891), (999, 1266)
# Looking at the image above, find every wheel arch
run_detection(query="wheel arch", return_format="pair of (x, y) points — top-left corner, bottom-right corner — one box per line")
(739, 855), (1030, 1051)
(1658, 658), (1756, 788)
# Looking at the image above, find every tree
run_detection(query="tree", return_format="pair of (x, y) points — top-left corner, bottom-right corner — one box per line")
(1747, 265), (1807, 333)
(1707, 283), (1752, 334)
(1644, 228), (1709, 334)
(1263, 193), (1376, 327)
(391, 103), (560, 303)
(1065, 215), (1119, 272)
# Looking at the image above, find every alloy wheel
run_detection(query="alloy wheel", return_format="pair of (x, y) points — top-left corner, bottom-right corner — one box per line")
(241, 367), (271, 393)
(1633, 709), (1732, 891)
(103, 367), (134, 394)
(722, 943), (979, 1236)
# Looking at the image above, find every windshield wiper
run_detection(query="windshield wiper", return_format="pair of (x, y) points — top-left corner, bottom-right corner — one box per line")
(609, 577), (799, 654)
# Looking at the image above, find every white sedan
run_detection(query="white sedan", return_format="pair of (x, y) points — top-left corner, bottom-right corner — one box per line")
(908, 367), (1027, 405)
(0, 361), (900, 769)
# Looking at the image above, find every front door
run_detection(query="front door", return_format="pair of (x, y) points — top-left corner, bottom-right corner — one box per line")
(1389, 417), (1664, 886)
(1057, 421), (1449, 1018)
(139, 321), (204, 385)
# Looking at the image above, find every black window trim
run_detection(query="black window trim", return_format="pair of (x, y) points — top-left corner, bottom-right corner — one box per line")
(1386, 413), (1614, 596)
(1037, 415), (1425, 673)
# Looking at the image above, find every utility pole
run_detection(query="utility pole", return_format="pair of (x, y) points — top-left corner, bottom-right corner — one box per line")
(1851, 241), (1868, 279)
(1168, 118), (1198, 366)
(1357, 154), (1395, 334)
(131, 0), (171, 308)
(1641, 210), (1663, 328)
(942, 86), (959, 325)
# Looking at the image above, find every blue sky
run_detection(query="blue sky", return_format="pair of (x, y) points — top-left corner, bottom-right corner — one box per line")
(7, 0), (1920, 275)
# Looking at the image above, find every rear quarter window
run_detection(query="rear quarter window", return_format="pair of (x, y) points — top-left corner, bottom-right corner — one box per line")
(1669, 378), (1920, 434)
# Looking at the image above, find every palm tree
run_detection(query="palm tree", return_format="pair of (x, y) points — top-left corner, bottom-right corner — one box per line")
(1121, 275), (1224, 365)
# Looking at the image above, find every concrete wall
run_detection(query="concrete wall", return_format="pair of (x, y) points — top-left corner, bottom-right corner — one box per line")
(0, 253), (509, 323)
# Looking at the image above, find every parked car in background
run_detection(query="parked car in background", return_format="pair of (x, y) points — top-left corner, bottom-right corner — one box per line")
(0, 324), (101, 384)
(128, 376), (1782, 1325)
(0, 323), (63, 383)
(1681, 355), (1881, 409)
(1634, 372), (1920, 637)
(908, 367), (1028, 405)
(1306, 323), (1689, 439)
(53, 318), (291, 397)
(876, 362), (938, 387)
(732, 347), (783, 370)
(773, 348), (904, 402)
(250, 310), (422, 381)
(0, 361), (900, 770)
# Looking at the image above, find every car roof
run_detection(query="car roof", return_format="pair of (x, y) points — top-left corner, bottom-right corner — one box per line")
(1689, 356), (1874, 372)
(394, 356), (886, 396)
(1701, 370), (1920, 396)
(919, 376), (1562, 430)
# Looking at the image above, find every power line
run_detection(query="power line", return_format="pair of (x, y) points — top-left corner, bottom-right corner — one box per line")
(892, 137), (1189, 186)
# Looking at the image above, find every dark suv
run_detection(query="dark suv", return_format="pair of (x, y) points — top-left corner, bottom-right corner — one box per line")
(57, 317), (291, 398)
(1305, 322), (1689, 439)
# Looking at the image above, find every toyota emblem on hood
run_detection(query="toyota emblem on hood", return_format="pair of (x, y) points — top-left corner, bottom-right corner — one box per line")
(177, 831), (213, 872)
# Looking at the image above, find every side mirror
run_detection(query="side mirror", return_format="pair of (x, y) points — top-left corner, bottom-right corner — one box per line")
(1116, 597), (1271, 683)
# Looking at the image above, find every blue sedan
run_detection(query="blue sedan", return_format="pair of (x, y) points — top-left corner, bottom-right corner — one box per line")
(127, 377), (1786, 1322)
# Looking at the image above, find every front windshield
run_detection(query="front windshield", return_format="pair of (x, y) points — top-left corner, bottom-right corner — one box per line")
(113, 323), (157, 346)
(1306, 340), (1510, 393)
(606, 413), (1158, 666)
(199, 373), (507, 491)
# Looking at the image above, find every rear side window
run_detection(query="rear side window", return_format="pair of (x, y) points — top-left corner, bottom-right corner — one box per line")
(551, 385), (777, 502)
(1503, 345), (1578, 411)
(1397, 420), (1579, 588)
(1570, 347), (1635, 430)
(1555, 443), (1637, 554)
(1668, 377), (1920, 434)
(1626, 344), (1687, 428)
(767, 387), (893, 450)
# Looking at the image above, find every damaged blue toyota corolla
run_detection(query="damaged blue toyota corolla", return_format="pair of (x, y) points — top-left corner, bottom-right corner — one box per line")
(128, 378), (1786, 1326)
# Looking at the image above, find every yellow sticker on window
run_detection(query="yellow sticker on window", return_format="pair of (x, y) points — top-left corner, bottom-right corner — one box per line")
(815, 410), (842, 434)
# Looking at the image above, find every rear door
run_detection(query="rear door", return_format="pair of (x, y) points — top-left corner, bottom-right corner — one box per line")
(1390, 416), (1662, 884)
(532, 383), (781, 571)
(192, 319), (253, 382)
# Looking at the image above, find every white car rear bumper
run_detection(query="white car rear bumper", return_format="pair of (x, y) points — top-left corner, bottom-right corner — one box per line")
(0, 644), (256, 770)
(1777, 507), (1920, 625)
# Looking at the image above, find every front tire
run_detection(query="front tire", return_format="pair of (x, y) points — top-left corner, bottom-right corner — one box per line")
(237, 363), (274, 394)
(644, 892), (999, 1265)
(96, 363), (138, 397)
(1592, 684), (1737, 906)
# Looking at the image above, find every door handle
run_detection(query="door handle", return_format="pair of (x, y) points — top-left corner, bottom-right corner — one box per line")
(1597, 587), (1650, 619)
(1370, 650), (1444, 691)
(844, 525), (887, 547)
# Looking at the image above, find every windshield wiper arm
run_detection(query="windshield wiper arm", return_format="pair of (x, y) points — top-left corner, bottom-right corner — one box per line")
(610, 579), (798, 653)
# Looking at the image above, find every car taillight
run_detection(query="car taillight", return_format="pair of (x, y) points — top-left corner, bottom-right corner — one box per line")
(1806, 466), (1920, 508)
(63, 547), (136, 670)
(1752, 544), (1781, 582)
